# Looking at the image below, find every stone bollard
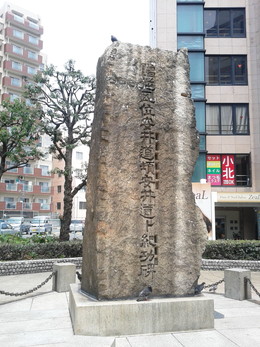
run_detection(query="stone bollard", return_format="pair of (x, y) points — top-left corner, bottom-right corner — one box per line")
(52, 263), (76, 293)
(224, 268), (251, 300)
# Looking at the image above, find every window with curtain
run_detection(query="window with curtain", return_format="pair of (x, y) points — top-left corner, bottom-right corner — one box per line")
(205, 55), (247, 85)
(204, 8), (246, 37)
(206, 104), (249, 135)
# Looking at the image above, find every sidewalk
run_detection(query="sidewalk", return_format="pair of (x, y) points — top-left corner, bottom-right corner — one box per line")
(0, 271), (259, 346)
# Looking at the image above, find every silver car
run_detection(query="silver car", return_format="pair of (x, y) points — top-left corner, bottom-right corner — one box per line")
(0, 222), (16, 235)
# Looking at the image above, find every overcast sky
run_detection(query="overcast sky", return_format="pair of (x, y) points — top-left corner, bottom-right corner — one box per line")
(3, 0), (150, 75)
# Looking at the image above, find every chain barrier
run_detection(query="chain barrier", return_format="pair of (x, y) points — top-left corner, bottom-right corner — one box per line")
(245, 277), (260, 298)
(204, 279), (225, 290)
(0, 271), (56, 297)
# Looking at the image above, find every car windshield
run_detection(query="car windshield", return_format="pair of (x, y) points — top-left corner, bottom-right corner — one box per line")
(8, 218), (22, 223)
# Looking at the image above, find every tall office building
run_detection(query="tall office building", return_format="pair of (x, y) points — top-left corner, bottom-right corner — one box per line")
(150, 0), (260, 240)
(0, 2), (53, 219)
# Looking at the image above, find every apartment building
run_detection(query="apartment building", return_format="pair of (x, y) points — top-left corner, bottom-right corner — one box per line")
(0, 2), (54, 219)
(150, 0), (260, 240)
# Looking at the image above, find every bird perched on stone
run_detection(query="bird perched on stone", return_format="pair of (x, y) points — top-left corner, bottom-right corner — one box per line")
(194, 282), (205, 295)
(111, 35), (118, 42)
(76, 271), (82, 282)
(136, 285), (152, 301)
(209, 284), (218, 293)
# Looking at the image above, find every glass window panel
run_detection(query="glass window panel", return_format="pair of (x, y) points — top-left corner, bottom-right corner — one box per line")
(11, 77), (21, 87)
(177, 5), (203, 33)
(235, 155), (250, 186)
(232, 9), (246, 37)
(189, 52), (204, 81)
(219, 56), (232, 85)
(233, 56), (247, 85)
(13, 29), (23, 39)
(219, 10), (231, 37)
(204, 10), (217, 37)
(12, 61), (22, 71)
(13, 45), (23, 55)
(235, 105), (249, 134)
(194, 102), (205, 132)
(192, 153), (206, 182)
(205, 56), (219, 85)
(28, 51), (37, 60)
(191, 84), (204, 99)
(199, 135), (206, 151)
(220, 105), (233, 134)
(177, 35), (203, 49)
(206, 105), (220, 134)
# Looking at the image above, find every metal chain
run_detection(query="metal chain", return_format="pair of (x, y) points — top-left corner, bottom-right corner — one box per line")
(245, 277), (260, 298)
(0, 271), (56, 297)
(204, 278), (224, 289)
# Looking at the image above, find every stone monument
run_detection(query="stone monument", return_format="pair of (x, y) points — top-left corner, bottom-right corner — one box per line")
(81, 42), (207, 300)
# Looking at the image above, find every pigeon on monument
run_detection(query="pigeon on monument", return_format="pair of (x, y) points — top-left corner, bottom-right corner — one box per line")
(194, 282), (205, 295)
(76, 271), (82, 282)
(111, 35), (118, 42)
(136, 285), (152, 301)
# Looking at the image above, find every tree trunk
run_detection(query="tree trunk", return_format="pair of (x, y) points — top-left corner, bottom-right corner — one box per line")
(59, 148), (73, 241)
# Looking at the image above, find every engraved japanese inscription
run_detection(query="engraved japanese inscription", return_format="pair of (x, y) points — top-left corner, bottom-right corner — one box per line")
(81, 42), (207, 300)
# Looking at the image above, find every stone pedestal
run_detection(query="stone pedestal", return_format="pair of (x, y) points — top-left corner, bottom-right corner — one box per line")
(224, 268), (251, 300)
(69, 284), (214, 336)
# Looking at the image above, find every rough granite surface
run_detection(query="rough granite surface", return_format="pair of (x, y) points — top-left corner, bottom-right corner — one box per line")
(81, 42), (207, 300)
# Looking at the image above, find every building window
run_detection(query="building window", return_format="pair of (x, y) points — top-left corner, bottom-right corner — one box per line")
(10, 93), (20, 102)
(79, 201), (86, 209)
(13, 29), (24, 39)
(189, 52), (204, 82)
(57, 185), (62, 193)
(27, 66), (37, 75)
(13, 13), (24, 23)
(28, 20), (39, 30)
(205, 55), (247, 85)
(57, 202), (61, 210)
(206, 104), (249, 135)
(177, 5), (204, 33)
(28, 51), (37, 60)
(28, 35), (38, 45)
(204, 8), (246, 38)
(11, 61), (22, 71)
(11, 77), (22, 87)
(206, 154), (250, 186)
(13, 45), (23, 55)
(177, 35), (204, 50)
(76, 151), (83, 160)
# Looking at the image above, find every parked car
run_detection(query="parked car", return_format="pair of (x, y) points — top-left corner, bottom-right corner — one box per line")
(30, 216), (52, 234)
(7, 217), (30, 234)
(0, 222), (16, 235)
(69, 220), (84, 233)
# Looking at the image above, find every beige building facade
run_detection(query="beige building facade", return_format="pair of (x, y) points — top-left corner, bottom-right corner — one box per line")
(150, 0), (260, 239)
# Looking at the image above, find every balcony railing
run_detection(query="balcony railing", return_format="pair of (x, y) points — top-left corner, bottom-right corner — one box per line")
(40, 186), (50, 193)
(23, 167), (33, 174)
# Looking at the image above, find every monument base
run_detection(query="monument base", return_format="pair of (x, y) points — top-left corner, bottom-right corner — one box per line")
(69, 284), (214, 336)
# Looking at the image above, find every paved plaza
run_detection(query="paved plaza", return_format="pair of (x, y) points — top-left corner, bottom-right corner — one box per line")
(0, 270), (259, 346)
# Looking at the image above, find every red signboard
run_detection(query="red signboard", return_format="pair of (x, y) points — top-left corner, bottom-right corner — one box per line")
(222, 155), (235, 186)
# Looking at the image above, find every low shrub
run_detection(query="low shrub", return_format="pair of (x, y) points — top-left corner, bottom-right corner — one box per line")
(203, 240), (260, 260)
(0, 239), (82, 261)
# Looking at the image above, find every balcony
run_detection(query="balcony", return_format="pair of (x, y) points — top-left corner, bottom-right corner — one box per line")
(4, 43), (43, 66)
(0, 201), (51, 213)
(5, 27), (43, 51)
(0, 182), (53, 196)
(3, 60), (39, 79)
(5, 12), (43, 35)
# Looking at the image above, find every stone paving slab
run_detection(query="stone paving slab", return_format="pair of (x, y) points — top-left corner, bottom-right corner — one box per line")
(0, 271), (259, 346)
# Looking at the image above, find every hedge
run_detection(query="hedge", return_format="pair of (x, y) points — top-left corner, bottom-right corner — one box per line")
(0, 240), (82, 261)
(203, 240), (260, 260)
(0, 239), (259, 261)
